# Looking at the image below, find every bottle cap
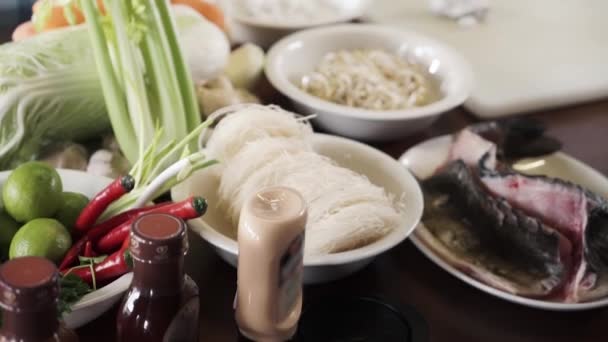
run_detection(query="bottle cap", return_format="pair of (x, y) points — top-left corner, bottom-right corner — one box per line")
(296, 296), (429, 342)
(0, 256), (59, 313)
(131, 213), (188, 264)
(242, 186), (307, 228)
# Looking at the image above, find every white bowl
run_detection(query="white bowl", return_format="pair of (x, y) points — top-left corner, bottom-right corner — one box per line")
(265, 24), (474, 141)
(223, 0), (370, 48)
(0, 169), (131, 329)
(171, 133), (423, 284)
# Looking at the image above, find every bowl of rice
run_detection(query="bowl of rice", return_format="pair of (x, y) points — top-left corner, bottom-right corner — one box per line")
(219, 0), (370, 48)
(265, 24), (474, 141)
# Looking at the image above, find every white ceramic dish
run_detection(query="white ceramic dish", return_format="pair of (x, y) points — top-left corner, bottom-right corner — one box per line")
(172, 133), (423, 284)
(222, 0), (369, 48)
(265, 24), (473, 142)
(400, 135), (608, 311)
(0, 169), (132, 328)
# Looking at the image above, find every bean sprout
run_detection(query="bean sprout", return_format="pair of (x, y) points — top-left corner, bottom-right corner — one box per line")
(300, 49), (437, 111)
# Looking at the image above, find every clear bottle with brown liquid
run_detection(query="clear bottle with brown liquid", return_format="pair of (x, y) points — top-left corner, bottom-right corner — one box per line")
(116, 213), (199, 342)
(0, 256), (78, 342)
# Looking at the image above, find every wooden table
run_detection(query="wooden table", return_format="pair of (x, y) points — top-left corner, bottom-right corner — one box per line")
(77, 100), (608, 342)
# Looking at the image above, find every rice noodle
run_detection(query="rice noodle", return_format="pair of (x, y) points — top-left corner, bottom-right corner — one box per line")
(207, 104), (404, 256)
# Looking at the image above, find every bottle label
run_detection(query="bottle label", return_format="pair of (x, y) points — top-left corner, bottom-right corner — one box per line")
(278, 233), (304, 320)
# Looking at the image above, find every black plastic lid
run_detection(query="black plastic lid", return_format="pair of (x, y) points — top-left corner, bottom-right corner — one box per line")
(295, 296), (428, 342)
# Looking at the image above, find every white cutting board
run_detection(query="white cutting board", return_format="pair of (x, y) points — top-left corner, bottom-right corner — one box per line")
(365, 0), (608, 119)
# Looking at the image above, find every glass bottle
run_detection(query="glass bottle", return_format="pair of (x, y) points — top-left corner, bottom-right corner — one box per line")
(116, 213), (199, 342)
(0, 256), (78, 342)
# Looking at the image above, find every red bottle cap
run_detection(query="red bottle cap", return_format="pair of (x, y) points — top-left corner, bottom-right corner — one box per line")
(0, 256), (59, 313)
(130, 213), (188, 264)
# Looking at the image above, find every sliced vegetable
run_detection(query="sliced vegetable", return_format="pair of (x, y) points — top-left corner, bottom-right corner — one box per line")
(73, 175), (135, 234)
(96, 196), (207, 253)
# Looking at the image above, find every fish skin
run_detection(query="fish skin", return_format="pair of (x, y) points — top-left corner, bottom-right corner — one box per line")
(584, 209), (608, 272)
(478, 154), (608, 284)
(423, 160), (567, 290)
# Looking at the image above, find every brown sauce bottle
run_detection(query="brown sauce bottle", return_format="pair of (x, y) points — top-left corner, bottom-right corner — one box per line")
(116, 213), (199, 342)
(0, 256), (78, 342)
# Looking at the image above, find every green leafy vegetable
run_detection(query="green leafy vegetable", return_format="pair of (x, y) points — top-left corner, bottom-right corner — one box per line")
(0, 26), (108, 169)
(58, 273), (92, 315)
(0, 7), (222, 170)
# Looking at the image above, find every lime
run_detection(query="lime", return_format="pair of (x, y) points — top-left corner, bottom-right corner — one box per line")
(9, 218), (71, 263)
(3, 161), (63, 222)
(55, 192), (89, 232)
(0, 210), (20, 260)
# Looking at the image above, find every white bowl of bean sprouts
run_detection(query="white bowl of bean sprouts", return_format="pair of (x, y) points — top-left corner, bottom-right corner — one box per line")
(265, 24), (473, 141)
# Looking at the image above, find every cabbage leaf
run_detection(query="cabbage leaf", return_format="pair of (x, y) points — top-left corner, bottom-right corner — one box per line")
(0, 25), (108, 170)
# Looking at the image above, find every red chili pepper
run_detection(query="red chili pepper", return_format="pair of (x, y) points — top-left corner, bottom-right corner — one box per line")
(66, 237), (133, 286)
(59, 202), (172, 270)
(84, 241), (96, 258)
(73, 175), (136, 235)
(87, 202), (172, 241)
(59, 237), (88, 271)
(95, 196), (207, 254)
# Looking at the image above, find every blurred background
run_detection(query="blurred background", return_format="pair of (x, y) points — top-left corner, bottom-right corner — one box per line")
(0, 0), (35, 41)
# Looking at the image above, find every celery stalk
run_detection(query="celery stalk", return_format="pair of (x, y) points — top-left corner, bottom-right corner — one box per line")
(154, 0), (201, 132)
(79, 0), (201, 165)
(78, 0), (214, 218)
(80, 0), (137, 162)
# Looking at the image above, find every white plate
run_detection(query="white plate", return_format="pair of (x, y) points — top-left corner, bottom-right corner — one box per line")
(0, 169), (132, 328)
(265, 24), (473, 141)
(400, 135), (608, 311)
(172, 133), (424, 284)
